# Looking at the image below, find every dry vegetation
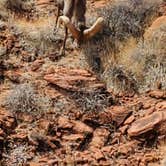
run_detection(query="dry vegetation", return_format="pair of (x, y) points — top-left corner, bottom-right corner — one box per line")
(82, 0), (165, 93)
(71, 89), (114, 112)
(0, 0), (166, 165)
(5, 83), (51, 116)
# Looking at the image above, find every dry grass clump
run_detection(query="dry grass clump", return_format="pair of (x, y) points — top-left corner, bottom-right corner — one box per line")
(71, 89), (114, 112)
(130, 24), (166, 91)
(5, 83), (51, 115)
(98, 0), (163, 41)
(8, 16), (59, 57)
(2, 143), (32, 165)
(0, 0), (9, 21)
(142, 64), (166, 91)
(102, 65), (138, 94)
(5, 0), (34, 14)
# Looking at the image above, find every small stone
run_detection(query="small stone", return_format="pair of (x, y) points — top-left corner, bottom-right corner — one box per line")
(124, 115), (135, 125)
(89, 128), (110, 149)
(108, 106), (131, 126)
(0, 129), (5, 137)
(155, 101), (166, 111)
(90, 148), (105, 160)
(31, 59), (44, 71)
(62, 134), (84, 142)
(118, 141), (139, 155)
(4, 70), (21, 83)
(72, 120), (93, 134)
(119, 125), (128, 134)
(58, 117), (73, 129)
(44, 68), (105, 92)
(0, 46), (7, 56)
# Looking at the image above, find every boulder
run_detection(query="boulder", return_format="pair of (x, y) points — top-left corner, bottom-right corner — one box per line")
(128, 111), (166, 136)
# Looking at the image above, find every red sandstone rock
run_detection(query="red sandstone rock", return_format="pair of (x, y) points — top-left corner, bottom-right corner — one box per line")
(36, 0), (51, 6)
(98, 111), (112, 124)
(28, 131), (58, 149)
(31, 59), (44, 71)
(102, 146), (114, 153)
(44, 87), (62, 99)
(149, 90), (166, 99)
(4, 70), (22, 83)
(124, 115), (135, 125)
(90, 148), (105, 160)
(44, 68), (105, 91)
(10, 133), (27, 140)
(37, 119), (50, 134)
(62, 134), (84, 142)
(155, 101), (166, 111)
(108, 106), (131, 126)
(158, 120), (166, 135)
(144, 16), (166, 40)
(118, 141), (139, 155)
(58, 117), (73, 129)
(0, 129), (5, 137)
(119, 125), (128, 134)
(0, 108), (16, 132)
(128, 111), (166, 136)
(16, 112), (33, 123)
(72, 120), (93, 134)
(89, 128), (110, 149)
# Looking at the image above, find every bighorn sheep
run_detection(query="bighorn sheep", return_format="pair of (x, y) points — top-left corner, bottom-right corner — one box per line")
(55, 0), (104, 55)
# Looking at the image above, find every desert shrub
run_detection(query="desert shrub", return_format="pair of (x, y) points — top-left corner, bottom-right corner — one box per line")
(0, 0), (8, 21)
(3, 143), (32, 166)
(82, 0), (163, 70)
(82, 0), (165, 93)
(5, 0), (34, 13)
(98, 0), (163, 41)
(5, 83), (51, 115)
(102, 65), (138, 93)
(130, 23), (166, 91)
(142, 64), (166, 91)
(71, 89), (114, 112)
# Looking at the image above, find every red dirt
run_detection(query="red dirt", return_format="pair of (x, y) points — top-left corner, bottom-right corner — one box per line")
(0, 0), (166, 165)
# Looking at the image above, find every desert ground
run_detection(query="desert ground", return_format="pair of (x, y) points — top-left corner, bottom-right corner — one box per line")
(0, 0), (166, 165)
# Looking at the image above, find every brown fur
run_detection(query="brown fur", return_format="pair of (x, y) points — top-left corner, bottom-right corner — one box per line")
(55, 0), (86, 55)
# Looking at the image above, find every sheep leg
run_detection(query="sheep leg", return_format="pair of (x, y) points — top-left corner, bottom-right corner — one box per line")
(60, 27), (68, 55)
(54, 6), (60, 33)
(55, 6), (60, 26)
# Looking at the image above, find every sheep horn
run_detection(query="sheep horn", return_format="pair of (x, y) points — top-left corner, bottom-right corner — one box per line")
(83, 17), (104, 40)
(57, 16), (104, 42)
(57, 16), (81, 41)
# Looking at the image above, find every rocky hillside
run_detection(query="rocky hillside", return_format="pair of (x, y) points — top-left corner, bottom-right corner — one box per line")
(0, 0), (166, 165)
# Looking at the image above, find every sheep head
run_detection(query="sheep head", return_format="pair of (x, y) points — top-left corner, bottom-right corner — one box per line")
(57, 16), (104, 43)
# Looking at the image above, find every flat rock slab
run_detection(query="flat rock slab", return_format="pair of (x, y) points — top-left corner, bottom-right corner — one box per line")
(149, 90), (166, 99)
(128, 111), (166, 136)
(44, 68), (105, 92)
(57, 117), (93, 134)
(108, 106), (131, 126)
